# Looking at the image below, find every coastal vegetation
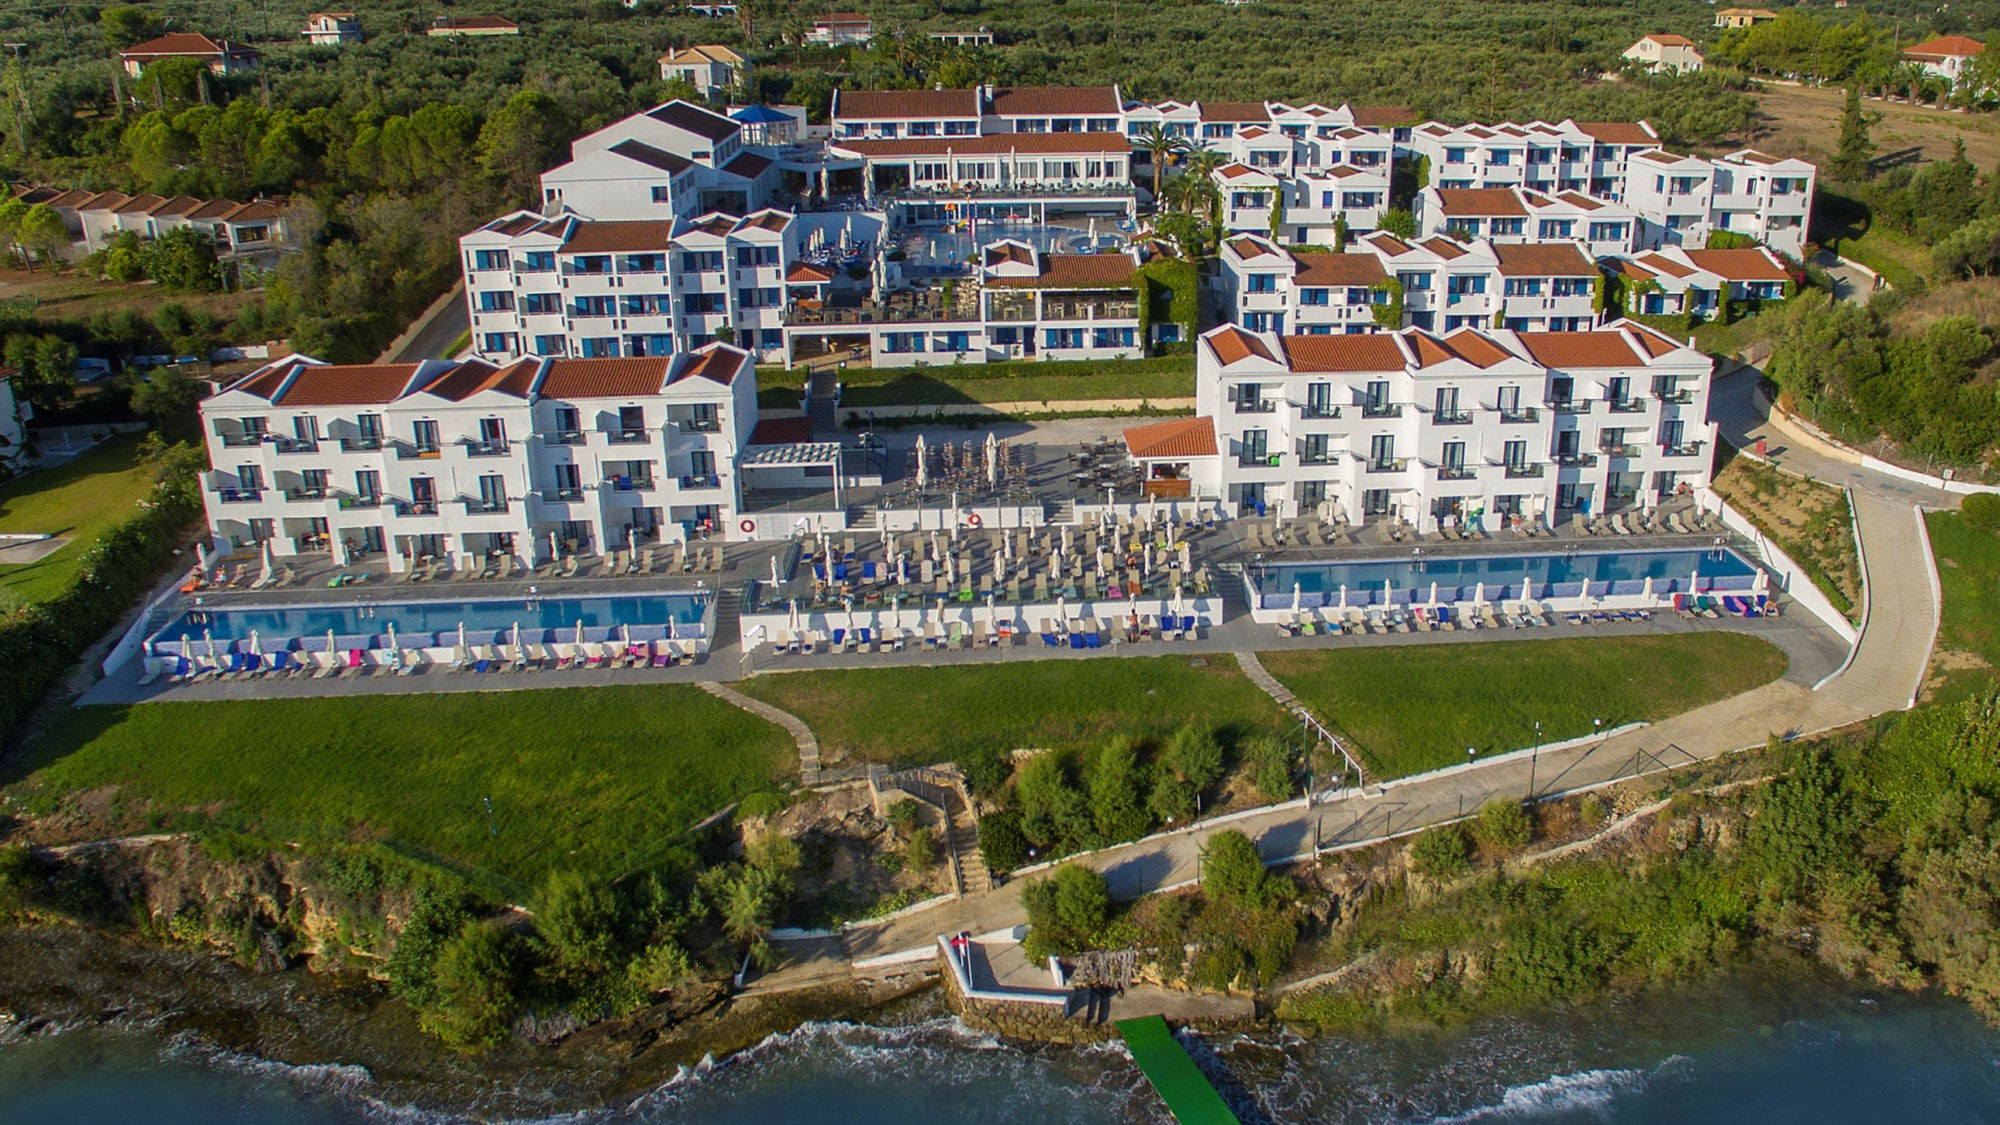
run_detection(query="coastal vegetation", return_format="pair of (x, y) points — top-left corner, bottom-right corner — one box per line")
(1260, 633), (1788, 778)
(1280, 507), (2000, 1031)
(1708, 447), (1862, 621)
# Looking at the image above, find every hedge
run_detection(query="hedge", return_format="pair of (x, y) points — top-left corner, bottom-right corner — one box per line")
(0, 447), (204, 741)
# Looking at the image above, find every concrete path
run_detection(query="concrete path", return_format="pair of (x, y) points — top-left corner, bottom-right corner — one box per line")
(844, 379), (1953, 963)
(378, 282), (469, 364)
(700, 681), (825, 783)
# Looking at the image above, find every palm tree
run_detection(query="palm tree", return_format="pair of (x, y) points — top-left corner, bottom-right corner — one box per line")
(1136, 125), (1189, 204)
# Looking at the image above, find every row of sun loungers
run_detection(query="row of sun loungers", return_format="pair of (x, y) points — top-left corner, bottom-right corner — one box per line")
(767, 614), (1204, 657)
(152, 639), (691, 685)
(1581, 510), (1718, 536)
(1278, 602), (1560, 636)
(185, 563), (298, 593)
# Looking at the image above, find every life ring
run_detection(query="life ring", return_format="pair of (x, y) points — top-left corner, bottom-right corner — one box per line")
(739, 518), (756, 534)
(966, 513), (983, 528)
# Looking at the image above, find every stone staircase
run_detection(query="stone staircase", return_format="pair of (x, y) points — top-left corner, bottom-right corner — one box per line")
(711, 585), (743, 660)
(806, 366), (840, 433)
(870, 765), (989, 895)
(848, 507), (878, 531)
(1047, 498), (1077, 525)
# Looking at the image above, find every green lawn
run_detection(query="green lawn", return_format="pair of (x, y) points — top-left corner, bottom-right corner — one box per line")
(1925, 510), (2000, 703)
(0, 433), (159, 607)
(5, 685), (797, 891)
(838, 368), (1195, 408)
(738, 656), (1291, 767)
(1260, 633), (1789, 779)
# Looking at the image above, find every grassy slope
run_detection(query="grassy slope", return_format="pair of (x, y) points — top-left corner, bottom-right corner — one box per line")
(737, 656), (1291, 766)
(0, 433), (158, 607)
(7, 686), (796, 890)
(1924, 510), (2000, 704)
(1261, 633), (1789, 779)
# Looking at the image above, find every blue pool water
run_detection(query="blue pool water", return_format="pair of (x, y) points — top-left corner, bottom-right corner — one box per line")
(149, 591), (711, 652)
(1253, 547), (1758, 609)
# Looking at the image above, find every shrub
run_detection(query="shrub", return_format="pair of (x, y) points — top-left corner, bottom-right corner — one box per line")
(959, 746), (1013, 796)
(978, 811), (1029, 875)
(907, 825), (937, 872)
(1410, 824), (1470, 878)
(1021, 863), (1109, 959)
(1087, 737), (1151, 843)
(1243, 734), (1295, 802)
(1964, 493), (2000, 533)
(1200, 829), (1268, 907)
(887, 799), (921, 837)
(737, 790), (788, 819)
(1472, 799), (1534, 853)
(423, 921), (520, 1051)
(532, 870), (621, 977)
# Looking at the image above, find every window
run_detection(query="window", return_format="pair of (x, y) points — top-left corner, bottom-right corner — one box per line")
(1587, 221), (1627, 243)
(1552, 277), (1590, 297)
(1489, 150), (1511, 166)
(1503, 439), (1528, 470)
(935, 331), (971, 352)
(480, 332), (514, 354)
(522, 292), (561, 314)
(651, 185), (672, 203)
(579, 337), (621, 358)
(1247, 273), (1277, 293)
(1537, 219), (1574, 239)
(1299, 288), (1330, 306)
(909, 122), (938, 136)
(1491, 218), (1524, 235)
(477, 291), (514, 312)
(1043, 328), (1083, 349)
(411, 420), (439, 453)
(1503, 278), (1544, 297)
(521, 251), (555, 272)
(532, 335), (566, 356)
(1341, 192), (1378, 209)
(472, 249), (509, 271)
(1091, 327), (1135, 349)
(1397, 271), (1431, 292)
(1368, 433), (1395, 468)
(944, 120), (976, 135)
(1444, 147), (1467, 164)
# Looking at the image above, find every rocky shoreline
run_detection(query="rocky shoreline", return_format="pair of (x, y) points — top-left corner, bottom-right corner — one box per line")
(0, 922), (947, 1120)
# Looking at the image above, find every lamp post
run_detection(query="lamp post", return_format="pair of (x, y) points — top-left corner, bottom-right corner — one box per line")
(1529, 720), (1542, 800)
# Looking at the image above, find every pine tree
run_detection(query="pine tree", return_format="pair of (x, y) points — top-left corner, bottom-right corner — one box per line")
(1831, 85), (1875, 182)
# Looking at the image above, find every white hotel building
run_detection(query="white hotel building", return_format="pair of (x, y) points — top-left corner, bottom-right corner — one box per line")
(198, 345), (760, 568)
(1407, 119), (1663, 200)
(1622, 149), (1815, 257)
(1127, 321), (1714, 526)
(1219, 232), (1600, 336)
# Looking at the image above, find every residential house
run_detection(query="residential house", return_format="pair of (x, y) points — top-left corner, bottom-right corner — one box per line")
(807, 13), (874, 45)
(1714, 8), (1777, 28)
(300, 12), (362, 45)
(118, 32), (259, 77)
(0, 367), (25, 468)
(1624, 34), (1704, 74)
(659, 45), (749, 98)
(929, 28), (995, 46)
(1415, 185), (1638, 256)
(427, 16), (520, 37)
(1904, 36), (1986, 89)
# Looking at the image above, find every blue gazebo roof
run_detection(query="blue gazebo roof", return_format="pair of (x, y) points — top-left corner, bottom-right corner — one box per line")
(731, 104), (792, 124)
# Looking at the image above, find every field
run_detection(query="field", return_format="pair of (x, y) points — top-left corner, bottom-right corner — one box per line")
(0, 433), (159, 608)
(0, 268), (259, 325)
(1924, 509), (2000, 703)
(1742, 84), (2000, 170)
(3, 685), (797, 892)
(737, 656), (1291, 767)
(1261, 633), (1789, 779)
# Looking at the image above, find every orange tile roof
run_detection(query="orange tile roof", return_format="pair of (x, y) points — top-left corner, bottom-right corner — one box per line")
(1417, 237), (1470, 260)
(988, 85), (1121, 116)
(1630, 251), (1697, 279)
(1282, 334), (1405, 373)
(1515, 333), (1644, 368)
(537, 357), (674, 399)
(1494, 242), (1595, 277)
(1225, 236), (1282, 260)
(268, 363), (422, 406)
(1684, 248), (1789, 281)
(1626, 324), (1685, 357)
(1905, 35), (1985, 58)
(832, 132), (1129, 157)
(837, 88), (980, 119)
(751, 416), (815, 445)
(982, 253), (1136, 289)
(670, 347), (747, 385)
(1364, 232), (1414, 256)
(1292, 253), (1388, 286)
(1436, 187), (1528, 217)
(121, 32), (255, 58)
(1123, 416), (1217, 460)
(732, 209), (789, 233)
(1348, 104), (1414, 127)
(421, 360), (531, 401)
(1410, 329), (1513, 369)
(1574, 121), (1657, 145)
(1207, 326), (1276, 365)
(787, 262), (835, 283)
(561, 220), (676, 253)
(1201, 101), (1270, 123)
(1640, 33), (1697, 46)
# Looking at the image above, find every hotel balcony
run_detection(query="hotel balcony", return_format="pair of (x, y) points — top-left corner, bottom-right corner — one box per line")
(1503, 462), (1545, 479)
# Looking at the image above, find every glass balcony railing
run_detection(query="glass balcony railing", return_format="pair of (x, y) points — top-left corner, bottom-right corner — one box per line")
(1504, 463), (1545, 479)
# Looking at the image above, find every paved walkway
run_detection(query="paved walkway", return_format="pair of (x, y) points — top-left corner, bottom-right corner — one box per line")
(700, 682), (825, 783)
(843, 384), (1954, 964)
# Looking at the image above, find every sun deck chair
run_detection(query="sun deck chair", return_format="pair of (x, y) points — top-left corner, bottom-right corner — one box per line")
(653, 645), (675, 668)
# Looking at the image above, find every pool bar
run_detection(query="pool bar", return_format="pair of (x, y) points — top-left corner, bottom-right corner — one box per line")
(1244, 546), (1765, 624)
(144, 589), (716, 675)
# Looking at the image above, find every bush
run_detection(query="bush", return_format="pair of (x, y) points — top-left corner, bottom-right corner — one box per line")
(1410, 824), (1470, 878)
(1964, 494), (2000, 533)
(423, 921), (520, 1051)
(959, 746), (1013, 796)
(1243, 734), (1295, 802)
(1021, 863), (1109, 959)
(1472, 799), (1534, 853)
(907, 825), (937, 872)
(978, 811), (1029, 875)
(1199, 829), (1268, 907)
(532, 870), (621, 977)
(887, 799), (921, 837)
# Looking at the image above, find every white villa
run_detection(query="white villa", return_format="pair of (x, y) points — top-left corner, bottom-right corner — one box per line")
(196, 344), (762, 568)
(0, 368), (26, 468)
(1414, 186), (1639, 257)
(1904, 35), (1986, 90)
(1128, 321), (1715, 526)
(659, 44), (749, 98)
(1408, 119), (1661, 200)
(1623, 34), (1704, 75)
(300, 12), (362, 45)
(1601, 246), (1794, 317)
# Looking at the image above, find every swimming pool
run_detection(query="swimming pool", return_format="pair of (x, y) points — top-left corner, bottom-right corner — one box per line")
(1250, 547), (1759, 609)
(149, 590), (712, 653)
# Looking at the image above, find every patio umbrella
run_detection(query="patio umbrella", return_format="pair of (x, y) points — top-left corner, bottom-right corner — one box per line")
(1474, 581), (1486, 606)
(260, 539), (275, 583)
(1383, 579), (1394, 606)
(550, 530), (560, 563)
(458, 621), (468, 651)
(1688, 566), (1700, 594)
(1062, 524), (1072, 554)
(326, 629), (336, 657)
(386, 621), (399, 652)
(1144, 542), (1154, 575)
(1003, 530), (1014, 562)
(788, 599), (800, 638)
(180, 636), (192, 665)
(770, 555), (781, 586)
(248, 630), (260, 659)
(1148, 493), (1158, 527)
(1179, 543), (1191, 570)
(1338, 585), (1348, 609)
(986, 432), (999, 488)
(575, 620), (585, 647)
(1642, 576), (1655, 601)
(1292, 580), (1302, 615)
(204, 629), (216, 659)
(1056, 593), (1067, 626)
(846, 599), (857, 641)
(951, 492), (961, 538)
(1429, 581), (1440, 607)
(915, 435), (929, 489)
(898, 554), (908, 585)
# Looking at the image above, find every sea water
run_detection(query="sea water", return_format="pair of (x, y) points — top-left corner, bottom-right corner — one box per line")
(4, 969), (1998, 1124)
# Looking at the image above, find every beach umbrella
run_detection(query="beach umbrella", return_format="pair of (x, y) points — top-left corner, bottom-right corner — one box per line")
(898, 554), (908, 585)
(1642, 576), (1656, 601)
(1428, 581), (1439, 607)
(1004, 529), (1014, 563)
(1148, 493), (1158, 528)
(1057, 593), (1067, 626)
(1688, 566), (1700, 594)
(1474, 581), (1487, 606)
(260, 539), (275, 582)
(1062, 524), (1072, 555)
(1754, 570), (1770, 595)
(458, 621), (468, 651)
(1144, 542), (1154, 575)
(770, 555), (781, 586)
(247, 630), (260, 662)
(1338, 584), (1348, 609)
(846, 599), (857, 640)
(387, 621), (399, 652)
(204, 629), (215, 659)
(915, 435), (929, 489)
(1292, 580), (1302, 615)
(326, 628), (336, 657)
(550, 530), (560, 563)
(986, 432), (999, 487)
(1178, 543), (1191, 570)
(575, 619), (585, 647)
(1383, 578), (1394, 606)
